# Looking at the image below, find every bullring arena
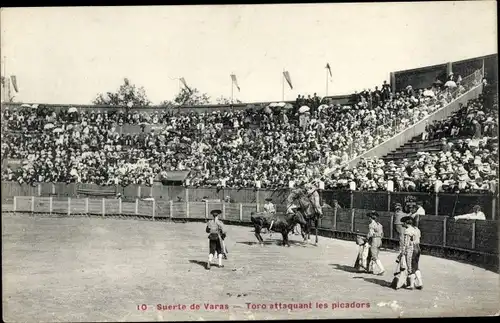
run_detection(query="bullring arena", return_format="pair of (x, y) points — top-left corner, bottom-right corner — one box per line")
(2, 4), (500, 321)
(2, 198), (499, 321)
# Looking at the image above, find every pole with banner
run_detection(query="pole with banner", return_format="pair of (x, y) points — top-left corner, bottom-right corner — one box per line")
(282, 69), (285, 101)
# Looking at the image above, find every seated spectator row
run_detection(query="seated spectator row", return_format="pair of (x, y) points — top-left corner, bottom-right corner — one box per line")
(1, 74), (491, 192)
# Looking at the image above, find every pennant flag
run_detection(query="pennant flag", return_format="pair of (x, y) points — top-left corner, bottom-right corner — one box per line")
(230, 74), (240, 92)
(179, 77), (192, 93)
(326, 63), (332, 77)
(10, 75), (18, 93)
(283, 71), (293, 90)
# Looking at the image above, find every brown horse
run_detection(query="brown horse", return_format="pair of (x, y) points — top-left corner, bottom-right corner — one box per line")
(251, 211), (307, 247)
(286, 186), (323, 245)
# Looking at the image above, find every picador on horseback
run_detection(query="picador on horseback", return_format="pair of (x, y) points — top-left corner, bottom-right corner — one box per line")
(250, 180), (323, 246)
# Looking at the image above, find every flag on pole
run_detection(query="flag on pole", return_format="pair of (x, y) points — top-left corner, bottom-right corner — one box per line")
(326, 63), (332, 77)
(283, 71), (293, 89)
(179, 77), (192, 93)
(230, 74), (240, 92)
(10, 75), (18, 93)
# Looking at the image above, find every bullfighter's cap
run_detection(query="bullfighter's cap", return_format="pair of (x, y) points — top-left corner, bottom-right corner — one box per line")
(210, 209), (222, 217)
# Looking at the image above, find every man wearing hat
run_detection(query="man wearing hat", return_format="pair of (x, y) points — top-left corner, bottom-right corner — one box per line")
(205, 209), (227, 270)
(367, 211), (385, 275)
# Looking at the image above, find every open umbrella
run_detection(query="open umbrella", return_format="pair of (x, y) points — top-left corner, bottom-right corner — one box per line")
(52, 128), (64, 133)
(44, 123), (55, 130)
(299, 105), (310, 113)
(283, 103), (294, 110)
(276, 102), (286, 108)
(31, 104), (39, 109)
(444, 80), (457, 88)
(68, 107), (78, 113)
(318, 104), (329, 111)
(423, 89), (435, 97)
(268, 102), (278, 108)
(20, 104), (32, 108)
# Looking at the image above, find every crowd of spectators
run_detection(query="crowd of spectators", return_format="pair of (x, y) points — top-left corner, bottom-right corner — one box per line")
(325, 90), (498, 193)
(1, 72), (495, 193)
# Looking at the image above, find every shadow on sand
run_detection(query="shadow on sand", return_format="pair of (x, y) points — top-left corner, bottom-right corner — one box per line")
(353, 276), (392, 288)
(238, 239), (306, 247)
(330, 263), (362, 273)
(189, 259), (207, 268)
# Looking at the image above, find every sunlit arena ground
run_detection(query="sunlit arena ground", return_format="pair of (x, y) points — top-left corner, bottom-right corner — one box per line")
(2, 212), (499, 321)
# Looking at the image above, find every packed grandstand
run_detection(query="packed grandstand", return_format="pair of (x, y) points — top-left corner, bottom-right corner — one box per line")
(1, 66), (498, 196)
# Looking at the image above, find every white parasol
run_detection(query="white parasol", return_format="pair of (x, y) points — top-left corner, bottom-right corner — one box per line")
(444, 80), (457, 88)
(52, 128), (64, 133)
(20, 104), (32, 108)
(299, 105), (310, 113)
(44, 123), (55, 130)
(31, 104), (39, 109)
(68, 107), (78, 113)
(268, 102), (279, 108)
(318, 104), (329, 111)
(275, 102), (286, 108)
(423, 89), (435, 97)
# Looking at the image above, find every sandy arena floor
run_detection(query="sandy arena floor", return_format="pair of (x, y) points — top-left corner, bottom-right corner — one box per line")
(2, 213), (499, 321)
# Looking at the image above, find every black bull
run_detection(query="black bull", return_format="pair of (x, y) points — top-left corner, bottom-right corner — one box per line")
(251, 212), (307, 247)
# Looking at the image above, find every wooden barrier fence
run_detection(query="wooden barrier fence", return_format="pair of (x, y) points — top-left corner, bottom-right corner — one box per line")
(10, 196), (498, 265)
(2, 181), (497, 219)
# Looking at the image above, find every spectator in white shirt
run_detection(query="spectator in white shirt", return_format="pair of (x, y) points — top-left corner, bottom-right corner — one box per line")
(454, 205), (486, 221)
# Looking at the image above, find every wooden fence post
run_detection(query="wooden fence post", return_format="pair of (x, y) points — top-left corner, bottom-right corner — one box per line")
(31, 196), (35, 213)
(256, 189), (260, 213)
(13, 196), (17, 212)
(390, 214), (394, 239)
(85, 198), (89, 214)
(152, 199), (155, 221)
(169, 200), (173, 219)
(442, 217), (447, 247)
(239, 203), (243, 221)
(492, 196), (496, 220)
(222, 201), (226, 220)
(185, 188), (190, 218)
(67, 197), (71, 216)
(350, 191), (354, 232)
(471, 221), (476, 250)
(435, 193), (439, 216)
(205, 200), (209, 219)
(51, 183), (55, 195)
(135, 199), (139, 215)
(137, 185), (141, 198)
(387, 192), (391, 212)
(333, 207), (337, 230)
(49, 197), (53, 214)
(118, 198), (122, 215)
(350, 210), (355, 233)
(38, 183), (42, 196)
(102, 198), (105, 217)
